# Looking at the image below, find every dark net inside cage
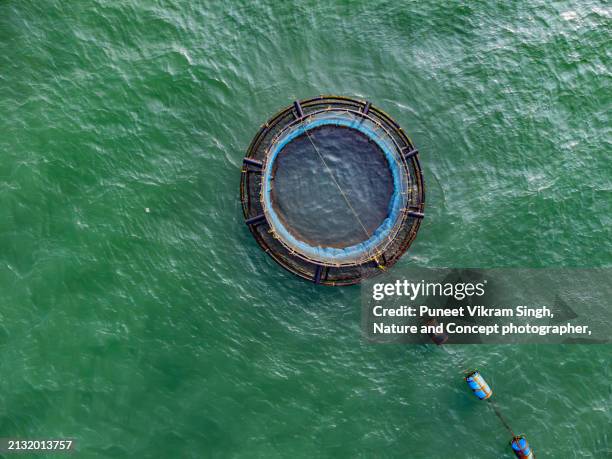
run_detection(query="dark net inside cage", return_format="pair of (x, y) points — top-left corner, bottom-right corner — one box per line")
(271, 124), (394, 248)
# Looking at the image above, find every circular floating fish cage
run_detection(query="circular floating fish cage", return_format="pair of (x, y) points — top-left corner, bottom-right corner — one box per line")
(240, 96), (424, 286)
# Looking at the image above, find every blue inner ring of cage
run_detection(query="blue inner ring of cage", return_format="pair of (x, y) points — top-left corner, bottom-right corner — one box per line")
(263, 117), (404, 262)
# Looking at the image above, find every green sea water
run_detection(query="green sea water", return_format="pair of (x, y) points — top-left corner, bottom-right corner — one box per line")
(1, 1), (611, 458)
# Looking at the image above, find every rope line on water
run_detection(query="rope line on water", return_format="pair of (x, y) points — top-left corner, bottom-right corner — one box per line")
(488, 399), (515, 437)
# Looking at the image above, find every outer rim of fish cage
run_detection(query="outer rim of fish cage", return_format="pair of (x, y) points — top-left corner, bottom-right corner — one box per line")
(240, 95), (425, 286)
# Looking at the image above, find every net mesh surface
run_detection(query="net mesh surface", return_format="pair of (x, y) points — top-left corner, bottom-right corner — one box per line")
(271, 124), (393, 248)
